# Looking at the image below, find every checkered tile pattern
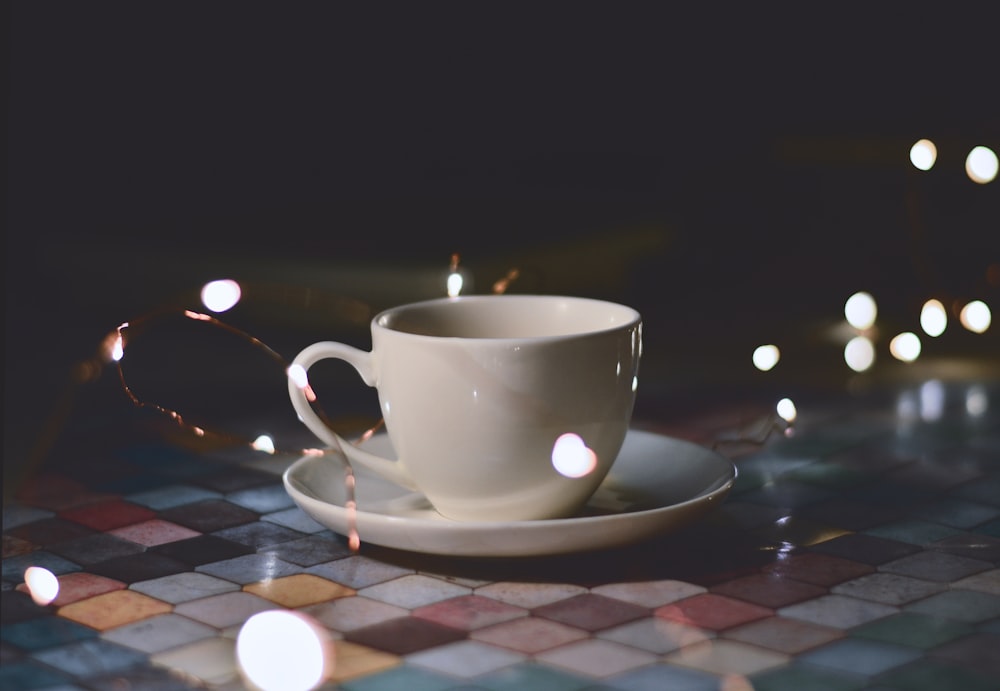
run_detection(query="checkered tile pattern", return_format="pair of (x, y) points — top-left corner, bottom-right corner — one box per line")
(3, 381), (999, 689)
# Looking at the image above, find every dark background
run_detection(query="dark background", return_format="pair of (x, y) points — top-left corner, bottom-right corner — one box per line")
(5, 3), (999, 479)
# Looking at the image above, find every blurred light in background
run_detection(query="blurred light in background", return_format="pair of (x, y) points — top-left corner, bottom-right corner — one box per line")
(776, 397), (797, 423)
(909, 139), (937, 171)
(237, 611), (332, 691)
(447, 271), (465, 297)
(752, 345), (781, 371)
(201, 279), (242, 313)
(966, 146), (998, 184)
(24, 567), (59, 606)
(551, 433), (598, 478)
(920, 380), (945, 422)
(252, 435), (276, 454)
(845, 292), (877, 330)
(966, 385), (988, 417)
(845, 335), (875, 372)
(960, 300), (992, 333)
(889, 332), (922, 362)
(920, 299), (948, 337)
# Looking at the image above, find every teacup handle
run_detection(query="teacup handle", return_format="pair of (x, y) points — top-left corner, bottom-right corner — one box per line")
(287, 342), (418, 491)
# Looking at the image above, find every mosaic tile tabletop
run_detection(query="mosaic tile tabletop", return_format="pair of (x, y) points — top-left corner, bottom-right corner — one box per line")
(3, 379), (1000, 690)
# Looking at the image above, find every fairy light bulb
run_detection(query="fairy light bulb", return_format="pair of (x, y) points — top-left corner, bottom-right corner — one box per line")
(909, 139), (937, 171)
(889, 332), (921, 362)
(237, 611), (333, 691)
(845, 335), (875, 372)
(201, 279), (242, 313)
(960, 300), (992, 333)
(845, 292), (877, 330)
(776, 398), (797, 423)
(966, 146), (998, 184)
(752, 345), (780, 371)
(24, 567), (60, 606)
(551, 433), (598, 478)
(920, 299), (947, 337)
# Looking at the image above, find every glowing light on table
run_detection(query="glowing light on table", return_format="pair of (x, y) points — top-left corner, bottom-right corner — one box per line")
(252, 435), (276, 454)
(960, 300), (991, 333)
(844, 335), (875, 372)
(201, 279), (242, 313)
(966, 385), (988, 417)
(920, 299), (947, 337)
(551, 433), (598, 478)
(845, 292), (877, 330)
(447, 272), (464, 297)
(909, 139), (937, 171)
(890, 332), (922, 362)
(752, 345), (780, 371)
(237, 611), (332, 691)
(966, 146), (998, 184)
(776, 398), (797, 423)
(24, 567), (59, 606)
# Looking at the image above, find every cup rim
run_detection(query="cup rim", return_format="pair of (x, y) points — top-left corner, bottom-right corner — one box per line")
(373, 294), (641, 342)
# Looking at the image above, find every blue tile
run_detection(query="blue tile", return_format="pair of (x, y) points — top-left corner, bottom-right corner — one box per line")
(865, 520), (964, 546)
(31, 639), (147, 678)
(916, 499), (1000, 529)
(0, 660), (72, 690)
(125, 484), (221, 510)
(606, 663), (721, 691)
(339, 664), (463, 691)
(2, 505), (55, 530)
(1, 617), (98, 651)
(474, 662), (593, 691)
(195, 553), (301, 585)
(225, 484), (296, 513)
(2, 551), (80, 583)
(799, 638), (922, 676)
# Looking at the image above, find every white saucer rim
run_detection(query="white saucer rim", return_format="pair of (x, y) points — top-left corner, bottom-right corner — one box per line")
(282, 428), (736, 530)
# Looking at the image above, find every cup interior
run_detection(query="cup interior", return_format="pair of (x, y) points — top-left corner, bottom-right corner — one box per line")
(377, 295), (640, 339)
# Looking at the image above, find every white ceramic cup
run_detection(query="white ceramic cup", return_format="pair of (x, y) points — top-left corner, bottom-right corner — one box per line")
(287, 294), (642, 521)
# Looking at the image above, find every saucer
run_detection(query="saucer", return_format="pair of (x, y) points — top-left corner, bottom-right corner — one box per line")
(282, 429), (736, 557)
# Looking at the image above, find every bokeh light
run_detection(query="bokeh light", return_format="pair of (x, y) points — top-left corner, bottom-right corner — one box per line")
(201, 279), (242, 313)
(24, 567), (60, 606)
(551, 433), (598, 478)
(966, 385), (988, 417)
(447, 272), (464, 297)
(889, 332), (922, 362)
(752, 345), (781, 371)
(920, 299), (947, 337)
(966, 146), (998, 184)
(236, 610), (333, 691)
(252, 435), (276, 454)
(776, 397), (797, 423)
(845, 291), (877, 330)
(909, 138), (937, 171)
(845, 335), (875, 372)
(960, 300), (991, 333)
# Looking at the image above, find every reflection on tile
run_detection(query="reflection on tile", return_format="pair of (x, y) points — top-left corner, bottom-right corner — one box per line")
(413, 595), (526, 632)
(195, 553), (300, 585)
(599, 616), (711, 655)
(224, 484), (296, 514)
(210, 521), (305, 549)
(306, 596), (409, 633)
(261, 507), (327, 534)
(329, 640), (401, 684)
(261, 534), (356, 566)
(307, 555), (412, 589)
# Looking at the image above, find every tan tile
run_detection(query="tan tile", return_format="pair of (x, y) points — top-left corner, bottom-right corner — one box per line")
(244, 574), (354, 608)
(330, 640), (402, 682)
(666, 639), (789, 676)
(58, 589), (172, 630)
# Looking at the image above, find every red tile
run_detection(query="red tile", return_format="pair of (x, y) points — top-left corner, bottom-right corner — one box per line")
(413, 595), (527, 631)
(762, 552), (874, 587)
(59, 500), (156, 532)
(108, 519), (201, 547)
(711, 573), (827, 608)
(16, 571), (127, 607)
(533, 594), (648, 632)
(655, 593), (772, 631)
